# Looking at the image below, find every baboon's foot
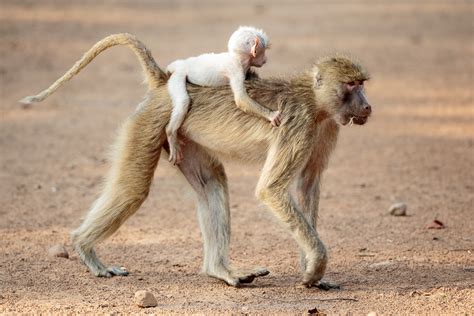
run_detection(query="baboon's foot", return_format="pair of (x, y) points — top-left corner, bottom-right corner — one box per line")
(232, 267), (270, 284)
(73, 245), (129, 278)
(206, 267), (269, 287)
(94, 266), (129, 278)
(301, 253), (328, 288)
(314, 279), (340, 291)
(302, 279), (340, 290)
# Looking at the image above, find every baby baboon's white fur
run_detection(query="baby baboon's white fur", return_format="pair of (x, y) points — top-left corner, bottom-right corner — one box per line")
(165, 26), (281, 165)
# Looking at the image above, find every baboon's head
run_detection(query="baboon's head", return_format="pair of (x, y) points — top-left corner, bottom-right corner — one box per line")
(313, 56), (372, 125)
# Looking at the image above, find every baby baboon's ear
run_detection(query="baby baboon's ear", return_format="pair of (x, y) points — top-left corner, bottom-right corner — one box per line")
(314, 66), (323, 88)
(251, 36), (260, 58)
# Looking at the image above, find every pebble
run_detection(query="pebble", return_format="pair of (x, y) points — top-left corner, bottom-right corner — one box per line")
(134, 290), (157, 308)
(389, 202), (407, 216)
(48, 244), (69, 259)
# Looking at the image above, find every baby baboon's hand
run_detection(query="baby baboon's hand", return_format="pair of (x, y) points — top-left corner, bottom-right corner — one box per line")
(168, 137), (184, 165)
(269, 110), (282, 127)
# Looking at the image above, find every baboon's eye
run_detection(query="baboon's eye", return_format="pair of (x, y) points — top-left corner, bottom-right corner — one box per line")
(347, 81), (356, 86)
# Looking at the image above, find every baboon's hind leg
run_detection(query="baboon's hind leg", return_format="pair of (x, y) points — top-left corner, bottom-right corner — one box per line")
(72, 106), (165, 277)
(176, 141), (269, 287)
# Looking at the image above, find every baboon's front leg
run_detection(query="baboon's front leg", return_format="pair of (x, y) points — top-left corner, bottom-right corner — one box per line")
(176, 141), (269, 287)
(256, 139), (327, 287)
(72, 102), (166, 277)
(294, 120), (340, 289)
(295, 155), (339, 290)
(295, 120), (339, 229)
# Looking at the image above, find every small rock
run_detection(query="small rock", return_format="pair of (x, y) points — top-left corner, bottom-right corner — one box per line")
(134, 290), (157, 308)
(51, 186), (58, 193)
(35, 184), (42, 190)
(389, 202), (407, 216)
(48, 244), (69, 259)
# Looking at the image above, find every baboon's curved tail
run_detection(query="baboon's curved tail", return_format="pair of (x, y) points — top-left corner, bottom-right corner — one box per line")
(20, 33), (167, 105)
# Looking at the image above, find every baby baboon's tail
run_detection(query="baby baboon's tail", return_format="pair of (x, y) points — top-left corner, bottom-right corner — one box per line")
(20, 33), (167, 105)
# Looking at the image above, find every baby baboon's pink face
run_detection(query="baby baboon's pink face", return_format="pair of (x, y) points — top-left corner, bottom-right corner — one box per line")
(250, 49), (267, 68)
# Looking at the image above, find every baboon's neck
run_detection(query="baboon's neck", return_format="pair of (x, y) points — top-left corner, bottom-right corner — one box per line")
(289, 72), (336, 123)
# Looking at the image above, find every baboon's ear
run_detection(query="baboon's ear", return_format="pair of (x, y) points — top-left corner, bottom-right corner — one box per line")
(314, 67), (323, 88)
(251, 37), (260, 58)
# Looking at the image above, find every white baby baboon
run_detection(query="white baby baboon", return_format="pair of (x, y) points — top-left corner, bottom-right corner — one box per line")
(165, 26), (281, 165)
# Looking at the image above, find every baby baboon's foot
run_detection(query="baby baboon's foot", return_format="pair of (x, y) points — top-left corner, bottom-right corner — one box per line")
(269, 110), (282, 127)
(167, 137), (183, 165)
(95, 266), (129, 278)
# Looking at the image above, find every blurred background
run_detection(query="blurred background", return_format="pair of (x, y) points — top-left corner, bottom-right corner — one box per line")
(0, 0), (472, 314)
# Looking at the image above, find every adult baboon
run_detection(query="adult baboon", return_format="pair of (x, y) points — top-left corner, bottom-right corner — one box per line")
(22, 34), (371, 288)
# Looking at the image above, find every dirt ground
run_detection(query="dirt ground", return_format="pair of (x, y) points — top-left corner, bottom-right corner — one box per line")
(1, 0), (473, 314)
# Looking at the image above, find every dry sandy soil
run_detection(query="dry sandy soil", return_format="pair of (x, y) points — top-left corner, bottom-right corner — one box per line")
(1, 0), (473, 314)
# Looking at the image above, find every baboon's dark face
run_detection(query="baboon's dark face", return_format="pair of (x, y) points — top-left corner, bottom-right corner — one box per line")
(339, 80), (372, 125)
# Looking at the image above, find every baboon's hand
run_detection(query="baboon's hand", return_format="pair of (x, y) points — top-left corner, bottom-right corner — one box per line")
(269, 110), (282, 127)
